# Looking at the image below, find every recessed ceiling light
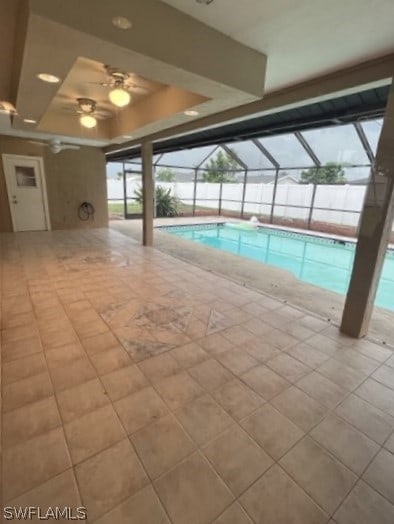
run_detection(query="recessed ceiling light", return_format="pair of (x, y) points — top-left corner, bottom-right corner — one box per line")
(112, 16), (132, 29)
(123, 135), (133, 139)
(23, 118), (37, 124)
(36, 73), (61, 84)
(184, 110), (199, 116)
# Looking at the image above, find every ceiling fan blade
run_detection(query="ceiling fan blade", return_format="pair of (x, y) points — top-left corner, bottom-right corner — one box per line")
(61, 144), (80, 150)
(28, 140), (48, 146)
(128, 85), (149, 95)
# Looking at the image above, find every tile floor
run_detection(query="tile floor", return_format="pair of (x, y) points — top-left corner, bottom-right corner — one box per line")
(1, 228), (394, 523)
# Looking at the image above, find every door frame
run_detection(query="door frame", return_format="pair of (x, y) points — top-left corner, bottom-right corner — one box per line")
(2, 154), (51, 232)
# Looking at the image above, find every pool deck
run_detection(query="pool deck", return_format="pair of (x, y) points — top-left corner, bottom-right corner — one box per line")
(111, 218), (394, 348)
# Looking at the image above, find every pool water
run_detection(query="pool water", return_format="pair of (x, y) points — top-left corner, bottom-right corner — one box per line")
(163, 223), (394, 312)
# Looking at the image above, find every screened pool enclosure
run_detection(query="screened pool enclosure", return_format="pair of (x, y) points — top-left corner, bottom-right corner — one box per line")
(106, 119), (390, 238)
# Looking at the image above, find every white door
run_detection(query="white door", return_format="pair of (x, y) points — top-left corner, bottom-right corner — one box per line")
(2, 154), (50, 232)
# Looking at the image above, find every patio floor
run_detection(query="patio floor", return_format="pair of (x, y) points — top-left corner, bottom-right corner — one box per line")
(1, 228), (394, 523)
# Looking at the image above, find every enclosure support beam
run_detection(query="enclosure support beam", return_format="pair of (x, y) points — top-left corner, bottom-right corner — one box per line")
(122, 161), (127, 219)
(341, 82), (394, 337)
(142, 141), (154, 246)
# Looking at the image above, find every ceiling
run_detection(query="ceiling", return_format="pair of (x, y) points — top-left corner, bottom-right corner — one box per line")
(161, 0), (394, 92)
(0, 0), (266, 146)
(0, 0), (393, 150)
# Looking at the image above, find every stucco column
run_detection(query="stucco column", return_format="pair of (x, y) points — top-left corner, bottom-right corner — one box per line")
(142, 141), (154, 246)
(341, 82), (394, 337)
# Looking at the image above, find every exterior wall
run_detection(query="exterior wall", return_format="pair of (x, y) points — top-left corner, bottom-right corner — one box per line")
(0, 135), (108, 232)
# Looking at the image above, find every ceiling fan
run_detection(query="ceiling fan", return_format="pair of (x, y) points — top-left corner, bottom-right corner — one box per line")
(29, 138), (80, 154)
(88, 66), (150, 107)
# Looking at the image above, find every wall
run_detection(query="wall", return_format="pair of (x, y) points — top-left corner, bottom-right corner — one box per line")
(0, 135), (108, 232)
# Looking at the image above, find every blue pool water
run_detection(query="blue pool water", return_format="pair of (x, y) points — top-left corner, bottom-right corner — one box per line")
(162, 223), (394, 312)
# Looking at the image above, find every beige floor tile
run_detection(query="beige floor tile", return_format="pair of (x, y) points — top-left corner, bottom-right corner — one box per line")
(45, 342), (86, 367)
(155, 371), (204, 410)
(175, 394), (233, 446)
(334, 480), (394, 524)
(2, 352), (47, 386)
(372, 365), (394, 390)
(2, 335), (43, 362)
(217, 349), (259, 375)
(3, 427), (72, 501)
(3, 371), (53, 412)
(188, 358), (233, 391)
(243, 317), (274, 337)
(243, 339), (281, 363)
(138, 352), (181, 382)
(317, 358), (367, 390)
(241, 404), (304, 460)
(266, 353), (311, 383)
(198, 333), (235, 355)
(94, 485), (170, 524)
(384, 432), (394, 453)
(311, 414), (379, 475)
(242, 366), (290, 400)
(114, 386), (168, 434)
(240, 464), (328, 524)
(2, 322), (38, 343)
(297, 371), (347, 408)
(75, 439), (148, 521)
(74, 318), (109, 339)
(363, 449), (394, 504)
(101, 364), (148, 401)
(355, 378), (394, 417)
(280, 436), (357, 515)
(81, 331), (120, 355)
(213, 503), (253, 524)
(6, 470), (82, 519)
(3, 396), (61, 449)
(131, 413), (196, 479)
(2, 310), (35, 329)
(262, 328), (299, 350)
(57, 378), (110, 423)
(65, 404), (126, 464)
(331, 348), (379, 375)
(48, 356), (97, 392)
(170, 341), (209, 368)
(306, 333), (342, 356)
(212, 378), (264, 420)
(203, 425), (273, 496)
(271, 386), (328, 431)
(90, 345), (131, 375)
(154, 452), (233, 524)
(221, 325), (257, 346)
(286, 341), (330, 369)
(335, 394), (394, 444)
(40, 328), (78, 350)
(354, 339), (393, 363)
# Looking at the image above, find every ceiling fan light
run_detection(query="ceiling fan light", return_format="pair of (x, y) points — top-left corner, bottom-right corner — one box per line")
(109, 87), (131, 107)
(80, 114), (97, 129)
(0, 100), (17, 115)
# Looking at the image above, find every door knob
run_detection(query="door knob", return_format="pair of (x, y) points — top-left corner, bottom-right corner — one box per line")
(12, 198), (18, 204)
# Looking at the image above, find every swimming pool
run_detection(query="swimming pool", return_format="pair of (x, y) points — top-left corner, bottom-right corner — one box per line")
(162, 223), (394, 312)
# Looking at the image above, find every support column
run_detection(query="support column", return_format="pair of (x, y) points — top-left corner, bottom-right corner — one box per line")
(341, 82), (394, 337)
(142, 141), (154, 246)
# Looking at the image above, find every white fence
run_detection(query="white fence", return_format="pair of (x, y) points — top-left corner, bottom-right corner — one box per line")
(107, 179), (376, 228)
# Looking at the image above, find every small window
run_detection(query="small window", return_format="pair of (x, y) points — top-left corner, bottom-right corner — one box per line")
(15, 166), (37, 187)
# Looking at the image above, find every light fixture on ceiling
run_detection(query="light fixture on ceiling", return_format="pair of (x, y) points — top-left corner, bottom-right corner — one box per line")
(109, 86), (131, 108)
(123, 135), (133, 139)
(184, 110), (199, 116)
(0, 101), (17, 115)
(112, 16), (132, 29)
(77, 98), (97, 128)
(23, 118), (37, 124)
(196, 0), (215, 4)
(36, 73), (61, 83)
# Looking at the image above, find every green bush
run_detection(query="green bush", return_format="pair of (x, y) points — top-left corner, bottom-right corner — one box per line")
(134, 185), (178, 217)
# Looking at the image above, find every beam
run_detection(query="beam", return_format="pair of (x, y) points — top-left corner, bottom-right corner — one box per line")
(341, 81), (394, 337)
(104, 53), (394, 155)
(142, 141), (154, 246)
